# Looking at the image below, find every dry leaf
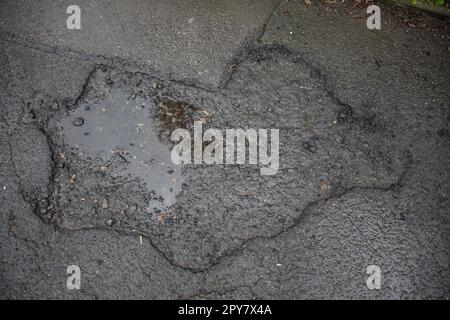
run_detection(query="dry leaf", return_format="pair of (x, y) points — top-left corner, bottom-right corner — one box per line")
(157, 214), (166, 223)
(304, 0), (312, 5)
(319, 181), (331, 191)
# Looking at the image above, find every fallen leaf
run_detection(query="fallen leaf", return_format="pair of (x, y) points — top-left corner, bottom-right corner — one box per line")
(320, 181), (331, 191)
(304, 0), (312, 5)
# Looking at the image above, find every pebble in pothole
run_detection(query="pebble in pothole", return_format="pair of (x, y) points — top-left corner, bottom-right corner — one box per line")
(58, 90), (184, 216)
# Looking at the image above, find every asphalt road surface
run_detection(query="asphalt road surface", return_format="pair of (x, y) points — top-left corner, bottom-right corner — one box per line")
(0, 0), (449, 299)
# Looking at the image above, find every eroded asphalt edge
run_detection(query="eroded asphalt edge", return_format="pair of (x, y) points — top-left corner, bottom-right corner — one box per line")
(1, 1), (449, 299)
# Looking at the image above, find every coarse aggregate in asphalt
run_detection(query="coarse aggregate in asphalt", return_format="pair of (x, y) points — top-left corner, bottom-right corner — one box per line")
(0, 0), (449, 299)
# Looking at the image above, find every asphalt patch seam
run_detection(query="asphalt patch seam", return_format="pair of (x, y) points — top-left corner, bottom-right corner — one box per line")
(5, 40), (414, 274)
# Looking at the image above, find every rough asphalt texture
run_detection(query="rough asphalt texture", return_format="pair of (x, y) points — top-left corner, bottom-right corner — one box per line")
(1, 0), (449, 299)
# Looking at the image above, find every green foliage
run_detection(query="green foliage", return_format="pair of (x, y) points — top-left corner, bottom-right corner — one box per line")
(410, 0), (447, 6)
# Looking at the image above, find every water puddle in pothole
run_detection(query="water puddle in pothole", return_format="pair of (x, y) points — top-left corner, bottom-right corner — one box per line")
(58, 90), (183, 215)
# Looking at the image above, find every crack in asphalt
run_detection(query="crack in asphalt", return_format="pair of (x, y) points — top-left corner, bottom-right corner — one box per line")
(217, 0), (284, 89)
(1, 15), (413, 276)
(186, 178), (408, 273)
(7, 55), (413, 277)
(3, 209), (50, 278)
(1, 33), (223, 93)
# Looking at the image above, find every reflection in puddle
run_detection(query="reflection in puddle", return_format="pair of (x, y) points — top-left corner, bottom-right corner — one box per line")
(58, 90), (183, 215)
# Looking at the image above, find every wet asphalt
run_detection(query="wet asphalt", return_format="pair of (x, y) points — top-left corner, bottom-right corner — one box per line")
(0, 1), (449, 299)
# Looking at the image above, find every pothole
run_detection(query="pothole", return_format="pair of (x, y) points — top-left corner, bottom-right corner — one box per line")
(58, 89), (184, 214)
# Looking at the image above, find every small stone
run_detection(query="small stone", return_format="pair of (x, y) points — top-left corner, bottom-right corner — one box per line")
(102, 199), (108, 209)
(319, 181), (331, 192)
(40, 199), (48, 208)
(303, 140), (317, 153)
(73, 117), (84, 127)
(106, 219), (114, 226)
(51, 101), (59, 111)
